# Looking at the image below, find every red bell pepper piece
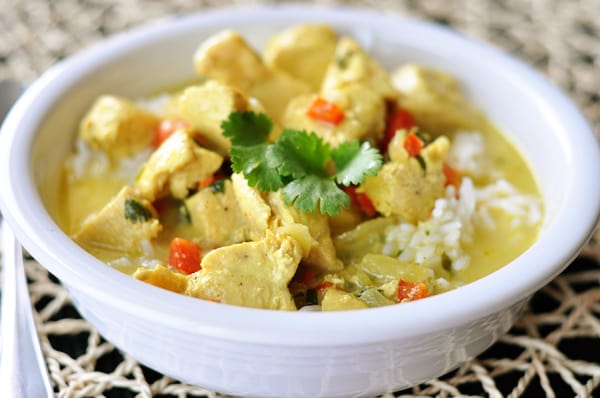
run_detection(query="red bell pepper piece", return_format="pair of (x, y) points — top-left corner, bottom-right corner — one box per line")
(152, 119), (190, 148)
(169, 237), (202, 275)
(345, 186), (377, 217)
(403, 131), (425, 157)
(397, 279), (428, 302)
(306, 96), (345, 125)
(380, 107), (415, 152)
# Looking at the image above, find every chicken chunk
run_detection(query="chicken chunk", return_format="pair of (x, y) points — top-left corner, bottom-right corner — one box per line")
(321, 37), (398, 100)
(267, 192), (343, 272)
(263, 24), (338, 90)
(78, 95), (159, 157)
(185, 179), (250, 250)
(135, 130), (223, 201)
(280, 36), (399, 146)
(282, 83), (385, 146)
(391, 64), (485, 135)
(230, 173), (273, 241)
(194, 30), (268, 90)
(250, 71), (314, 125)
(362, 133), (450, 223)
(193, 30), (311, 123)
(230, 174), (340, 272)
(175, 80), (253, 156)
(185, 231), (304, 310)
(73, 186), (161, 254)
(327, 204), (364, 237)
(133, 264), (187, 293)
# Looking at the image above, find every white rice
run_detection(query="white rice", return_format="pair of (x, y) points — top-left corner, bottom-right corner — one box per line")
(382, 180), (475, 273)
(107, 240), (160, 270)
(66, 138), (151, 183)
(113, 147), (152, 181)
(67, 138), (110, 179)
(475, 179), (542, 228)
(448, 130), (498, 180)
(383, 131), (542, 277)
(135, 93), (172, 113)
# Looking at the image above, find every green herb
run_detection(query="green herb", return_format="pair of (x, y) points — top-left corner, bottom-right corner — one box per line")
(414, 129), (431, 145)
(306, 289), (319, 305)
(134, 165), (145, 182)
(336, 55), (348, 69)
(441, 252), (452, 271)
(210, 179), (226, 193)
(124, 199), (153, 223)
(335, 50), (353, 70)
(222, 111), (383, 215)
(177, 200), (192, 224)
(415, 154), (427, 172)
(225, 111), (282, 191)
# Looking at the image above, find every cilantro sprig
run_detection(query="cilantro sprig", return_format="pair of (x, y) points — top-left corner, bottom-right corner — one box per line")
(222, 111), (382, 216)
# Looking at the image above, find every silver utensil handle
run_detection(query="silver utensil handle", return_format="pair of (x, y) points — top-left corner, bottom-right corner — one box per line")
(0, 223), (53, 397)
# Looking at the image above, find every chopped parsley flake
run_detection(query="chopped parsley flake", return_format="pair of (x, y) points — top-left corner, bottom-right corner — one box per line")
(210, 179), (226, 193)
(178, 200), (192, 224)
(124, 199), (153, 223)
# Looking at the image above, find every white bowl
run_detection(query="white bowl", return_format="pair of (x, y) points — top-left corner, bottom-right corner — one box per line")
(1, 5), (599, 398)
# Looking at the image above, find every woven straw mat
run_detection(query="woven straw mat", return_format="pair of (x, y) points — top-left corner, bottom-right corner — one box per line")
(1, 0), (600, 397)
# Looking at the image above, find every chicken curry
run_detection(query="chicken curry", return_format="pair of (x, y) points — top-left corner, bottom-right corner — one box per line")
(59, 25), (542, 311)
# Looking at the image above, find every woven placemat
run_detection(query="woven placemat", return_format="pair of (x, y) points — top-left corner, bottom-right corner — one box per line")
(1, 1), (600, 397)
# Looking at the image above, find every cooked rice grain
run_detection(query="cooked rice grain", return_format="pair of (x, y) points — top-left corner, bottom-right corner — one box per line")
(383, 174), (541, 274)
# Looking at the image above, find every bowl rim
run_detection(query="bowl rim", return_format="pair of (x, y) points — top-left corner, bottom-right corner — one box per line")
(1, 4), (599, 346)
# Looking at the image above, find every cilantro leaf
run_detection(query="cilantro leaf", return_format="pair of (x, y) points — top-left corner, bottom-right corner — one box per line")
(276, 129), (331, 179)
(229, 145), (285, 191)
(282, 175), (349, 216)
(223, 111), (383, 216)
(331, 140), (383, 186)
(222, 111), (272, 146)
(223, 111), (284, 190)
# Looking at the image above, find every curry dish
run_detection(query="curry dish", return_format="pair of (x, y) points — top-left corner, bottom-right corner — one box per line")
(59, 25), (542, 310)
